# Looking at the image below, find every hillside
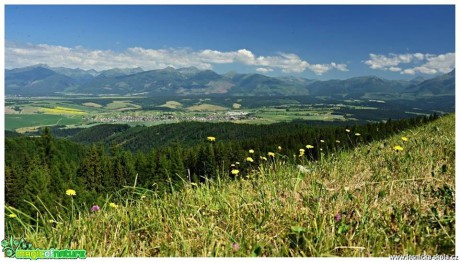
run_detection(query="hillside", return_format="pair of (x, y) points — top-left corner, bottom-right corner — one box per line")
(5, 113), (454, 257)
(404, 69), (455, 96)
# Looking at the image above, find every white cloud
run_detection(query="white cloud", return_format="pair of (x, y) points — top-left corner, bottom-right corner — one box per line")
(331, 62), (349, 72)
(308, 62), (349, 75)
(421, 53), (455, 74)
(6, 42), (347, 75)
(402, 69), (415, 75)
(256, 67), (273, 73)
(364, 52), (454, 75)
(413, 53), (425, 60)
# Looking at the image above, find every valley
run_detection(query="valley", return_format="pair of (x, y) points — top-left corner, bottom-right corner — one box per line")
(5, 95), (454, 134)
(5, 65), (455, 135)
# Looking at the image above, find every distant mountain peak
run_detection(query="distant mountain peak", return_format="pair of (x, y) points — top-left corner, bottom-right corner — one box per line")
(162, 66), (177, 71)
(177, 66), (201, 75)
(5, 65), (455, 98)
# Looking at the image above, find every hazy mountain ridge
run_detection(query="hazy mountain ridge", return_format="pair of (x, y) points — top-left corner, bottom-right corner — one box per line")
(5, 64), (455, 98)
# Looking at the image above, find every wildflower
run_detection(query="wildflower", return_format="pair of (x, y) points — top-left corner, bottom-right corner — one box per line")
(249, 149), (254, 154)
(66, 189), (76, 196)
(246, 157), (254, 163)
(231, 169), (240, 175)
(207, 136), (216, 142)
(232, 243), (240, 252)
(393, 145), (404, 152)
(402, 136), (409, 142)
(260, 156), (267, 161)
(109, 203), (119, 209)
(268, 152), (275, 157)
(335, 213), (342, 222)
(299, 149), (305, 156)
(355, 133), (361, 136)
(91, 205), (100, 212)
(297, 165), (310, 174)
(278, 146), (282, 150)
(336, 140), (341, 143)
(306, 145), (314, 149)
(345, 129), (350, 133)
(320, 140), (325, 143)
(8, 213), (17, 218)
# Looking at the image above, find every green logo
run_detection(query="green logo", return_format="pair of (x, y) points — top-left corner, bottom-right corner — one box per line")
(1, 237), (86, 259)
(1, 237), (33, 257)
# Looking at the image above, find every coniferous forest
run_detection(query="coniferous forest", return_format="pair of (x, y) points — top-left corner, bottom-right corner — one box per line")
(5, 114), (440, 221)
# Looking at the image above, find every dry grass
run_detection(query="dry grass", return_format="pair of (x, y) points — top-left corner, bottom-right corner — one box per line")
(82, 102), (103, 108)
(187, 103), (228, 111)
(160, 101), (183, 109)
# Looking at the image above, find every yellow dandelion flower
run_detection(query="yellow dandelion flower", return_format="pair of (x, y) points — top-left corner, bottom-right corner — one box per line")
(299, 148), (305, 156)
(306, 145), (314, 149)
(207, 136), (216, 142)
(278, 146), (282, 150)
(109, 203), (119, 209)
(355, 133), (361, 136)
(268, 152), (275, 157)
(66, 189), (76, 196)
(8, 213), (17, 218)
(402, 137), (408, 142)
(260, 156), (267, 161)
(246, 157), (254, 162)
(393, 145), (404, 152)
(249, 149), (254, 154)
(231, 169), (240, 175)
(345, 129), (350, 133)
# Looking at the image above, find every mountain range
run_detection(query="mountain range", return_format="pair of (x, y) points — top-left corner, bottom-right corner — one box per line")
(5, 65), (455, 98)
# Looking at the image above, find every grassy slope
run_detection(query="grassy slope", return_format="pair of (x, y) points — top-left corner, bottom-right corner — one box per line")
(6, 114), (455, 257)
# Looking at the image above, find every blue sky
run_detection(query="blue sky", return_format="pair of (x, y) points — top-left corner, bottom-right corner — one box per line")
(5, 5), (455, 80)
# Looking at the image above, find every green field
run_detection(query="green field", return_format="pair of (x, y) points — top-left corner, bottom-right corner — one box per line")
(5, 114), (83, 132)
(4, 96), (453, 133)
